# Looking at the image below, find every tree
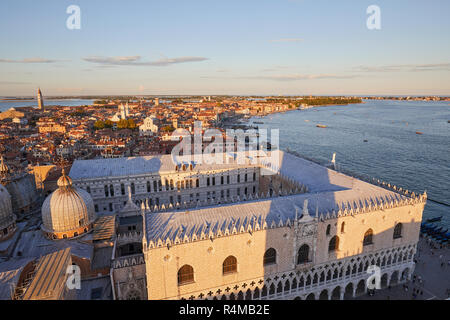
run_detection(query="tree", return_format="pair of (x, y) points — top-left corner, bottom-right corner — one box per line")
(117, 119), (128, 129)
(94, 120), (105, 130)
(104, 120), (113, 128)
(127, 119), (136, 129)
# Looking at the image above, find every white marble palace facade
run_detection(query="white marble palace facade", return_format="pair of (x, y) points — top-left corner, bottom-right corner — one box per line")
(70, 151), (426, 300)
(69, 153), (306, 217)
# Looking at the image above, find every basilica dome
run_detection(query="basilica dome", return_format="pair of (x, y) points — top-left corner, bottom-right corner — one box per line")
(41, 170), (96, 239)
(0, 184), (16, 241)
(0, 156), (39, 217)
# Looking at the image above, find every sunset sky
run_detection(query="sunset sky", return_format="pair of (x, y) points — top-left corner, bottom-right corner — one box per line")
(1, 0), (449, 96)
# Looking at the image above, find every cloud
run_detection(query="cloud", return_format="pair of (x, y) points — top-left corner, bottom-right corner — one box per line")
(200, 74), (358, 81)
(0, 57), (63, 64)
(83, 55), (209, 66)
(0, 81), (31, 85)
(269, 38), (303, 43)
(251, 74), (358, 81)
(354, 63), (450, 72)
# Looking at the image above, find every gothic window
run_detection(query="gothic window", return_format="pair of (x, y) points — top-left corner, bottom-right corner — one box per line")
(86, 186), (91, 194)
(237, 174), (240, 183)
(223, 256), (237, 275)
(393, 223), (403, 239)
(297, 244), (310, 264)
(253, 172), (256, 181)
(147, 181), (151, 192)
(196, 179), (199, 188)
(126, 290), (141, 300)
(363, 229), (373, 246)
(284, 280), (290, 292)
(270, 283), (276, 295)
(104, 185), (109, 197)
(121, 183), (125, 195)
(178, 265), (194, 285)
(154, 181), (158, 192)
(326, 224), (331, 236)
(263, 248), (277, 265)
(207, 177), (210, 186)
(341, 222), (345, 233)
(221, 176), (224, 185)
(110, 185), (114, 197)
(320, 272), (325, 283)
(227, 175), (230, 184)
(328, 236), (339, 252)
(245, 174), (248, 182)
(212, 177), (215, 186)
(131, 183), (135, 195)
(253, 287), (260, 299)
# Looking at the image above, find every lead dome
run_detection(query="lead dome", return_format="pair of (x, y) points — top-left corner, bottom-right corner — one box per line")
(41, 170), (96, 239)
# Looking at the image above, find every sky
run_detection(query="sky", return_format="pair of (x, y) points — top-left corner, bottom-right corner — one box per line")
(0, 0), (449, 96)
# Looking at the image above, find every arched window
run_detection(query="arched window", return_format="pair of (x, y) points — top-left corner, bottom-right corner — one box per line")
(326, 224), (331, 236)
(393, 223), (402, 239)
(126, 290), (141, 300)
(177, 265), (194, 285)
(297, 244), (310, 264)
(328, 236), (339, 252)
(263, 248), (277, 265)
(223, 256), (237, 275)
(341, 222), (345, 233)
(131, 183), (135, 195)
(363, 229), (373, 246)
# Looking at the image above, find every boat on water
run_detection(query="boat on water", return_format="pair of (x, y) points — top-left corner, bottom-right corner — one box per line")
(363, 139), (368, 142)
(416, 131), (423, 135)
(316, 124), (327, 128)
(253, 121), (264, 124)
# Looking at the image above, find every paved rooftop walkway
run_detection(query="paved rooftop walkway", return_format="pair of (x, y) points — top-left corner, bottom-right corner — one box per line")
(356, 236), (450, 300)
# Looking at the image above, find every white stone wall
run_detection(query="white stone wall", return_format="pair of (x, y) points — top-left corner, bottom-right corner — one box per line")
(142, 201), (423, 300)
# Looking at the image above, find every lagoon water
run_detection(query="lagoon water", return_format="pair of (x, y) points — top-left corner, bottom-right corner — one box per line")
(0, 99), (94, 111)
(251, 99), (450, 228)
